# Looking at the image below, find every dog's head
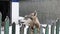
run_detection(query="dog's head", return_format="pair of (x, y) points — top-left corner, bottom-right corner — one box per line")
(20, 10), (37, 26)
(25, 10), (37, 20)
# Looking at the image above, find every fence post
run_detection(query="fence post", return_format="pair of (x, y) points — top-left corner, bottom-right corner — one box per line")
(45, 25), (49, 34)
(12, 22), (16, 34)
(33, 26), (38, 34)
(56, 19), (60, 34)
(27, 27), (31, 34)
(4, 16), (9, 34)
(51, 23), (54, 34)
(0, 12), (2, 34)
(20, 24), (25, 34)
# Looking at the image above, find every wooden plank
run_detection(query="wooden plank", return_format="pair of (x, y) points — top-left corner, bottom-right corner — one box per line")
(56, 19), (60, 34)
(4, 16), (9, 34)
(12, 22), (16, 34)
(45, 25), (49, 34)
(51, 23), (54, 34)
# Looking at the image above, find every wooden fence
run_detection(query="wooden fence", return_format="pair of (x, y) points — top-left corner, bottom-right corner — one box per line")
(0, 12), (60, 34)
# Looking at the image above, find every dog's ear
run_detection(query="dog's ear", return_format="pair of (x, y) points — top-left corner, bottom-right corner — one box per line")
(31, 10), (37, 16)
(34, 10), (37, 16)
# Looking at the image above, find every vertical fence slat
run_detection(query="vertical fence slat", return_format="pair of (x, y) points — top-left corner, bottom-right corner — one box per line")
(56, 19), (60, 34)
(4, 16), (9, 34)
(20, 24), (24, 34)
(45, 25), (49, 34)
(12, 22), (16, 34)
(51, 23), (54, 34)
(33, 26), (38, 34)
(27, 27), (31, 34)
(0, 12), (2, 34)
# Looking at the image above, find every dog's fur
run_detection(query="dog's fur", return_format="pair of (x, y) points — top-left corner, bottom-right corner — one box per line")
(22, 10), (40, 34)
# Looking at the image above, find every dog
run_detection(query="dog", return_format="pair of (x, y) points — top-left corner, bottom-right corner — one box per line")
(20, 10), (40, 34)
